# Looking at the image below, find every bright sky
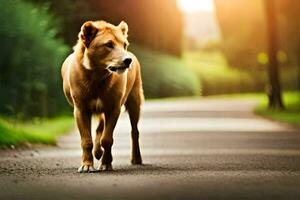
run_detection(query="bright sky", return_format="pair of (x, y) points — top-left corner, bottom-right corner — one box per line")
(177, 0), (215, 13)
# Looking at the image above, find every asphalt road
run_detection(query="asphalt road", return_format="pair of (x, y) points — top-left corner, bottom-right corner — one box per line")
(1, 98), (300, 200)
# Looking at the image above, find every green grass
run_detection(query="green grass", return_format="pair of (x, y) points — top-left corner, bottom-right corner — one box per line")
(211, 91), (300, 126)
(0, 116), (74, 146)
(148, 91), (300, 127)
(206, 91), (300, 126)
(255, 92), (300, 126)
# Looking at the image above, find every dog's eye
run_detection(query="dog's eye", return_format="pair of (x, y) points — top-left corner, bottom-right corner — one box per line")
(124, 43), (128, 49)
(105, 41), (114, 49)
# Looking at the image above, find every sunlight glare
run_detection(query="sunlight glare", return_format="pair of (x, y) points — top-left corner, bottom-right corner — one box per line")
(177, 0), (215, 13)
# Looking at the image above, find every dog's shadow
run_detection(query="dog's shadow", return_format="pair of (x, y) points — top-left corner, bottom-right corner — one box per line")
(111, 164), (174, 175)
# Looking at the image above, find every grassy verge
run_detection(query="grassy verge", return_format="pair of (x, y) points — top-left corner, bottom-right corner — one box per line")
(255, 92), (300, 126)
(207, 91), (300, 126)
(0, 116), (74, 147)
(147, 91), (300, 127)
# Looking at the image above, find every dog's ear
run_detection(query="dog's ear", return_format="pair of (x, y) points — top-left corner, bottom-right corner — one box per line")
(118, 21), (128, 37)
(80, 21), (98, 47)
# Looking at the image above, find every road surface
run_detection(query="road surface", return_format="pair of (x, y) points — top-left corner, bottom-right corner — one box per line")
(1, 98), (300, 200)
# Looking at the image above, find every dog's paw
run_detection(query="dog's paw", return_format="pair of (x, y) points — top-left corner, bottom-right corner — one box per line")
(77, 165), (97, 173)
(98, 164), (113, 171)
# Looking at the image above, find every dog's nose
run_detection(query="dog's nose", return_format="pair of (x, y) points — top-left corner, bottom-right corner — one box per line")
(123, 58), (132, 68)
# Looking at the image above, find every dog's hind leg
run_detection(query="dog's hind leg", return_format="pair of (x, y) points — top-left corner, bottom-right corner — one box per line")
(93, 113), (104, 160)
(125, 91), (143, 165)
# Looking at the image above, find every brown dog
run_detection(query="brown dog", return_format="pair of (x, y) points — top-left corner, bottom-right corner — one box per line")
(61, 20), (143, 172)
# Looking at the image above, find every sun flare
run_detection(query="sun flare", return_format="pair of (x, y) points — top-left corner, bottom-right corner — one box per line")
(177, 0), (215, 13)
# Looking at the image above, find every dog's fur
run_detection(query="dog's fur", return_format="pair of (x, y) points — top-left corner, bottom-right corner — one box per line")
(61, 20), (143, 172)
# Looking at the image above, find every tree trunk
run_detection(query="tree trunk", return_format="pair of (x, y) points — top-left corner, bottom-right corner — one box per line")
(265, 0), (284, 109)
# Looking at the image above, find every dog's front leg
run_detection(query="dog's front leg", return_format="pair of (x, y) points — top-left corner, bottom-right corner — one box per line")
(74, 107), (95, 173)
(99, 108), (121, 171)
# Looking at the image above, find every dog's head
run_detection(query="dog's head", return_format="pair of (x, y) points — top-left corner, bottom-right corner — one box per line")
(78, 20), (132, 73)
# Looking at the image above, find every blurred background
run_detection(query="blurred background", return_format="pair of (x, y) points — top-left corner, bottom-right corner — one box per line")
(0, 0), (299, 145)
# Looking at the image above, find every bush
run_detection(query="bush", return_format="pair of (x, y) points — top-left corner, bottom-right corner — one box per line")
(130, 45), (200, 98)
(0, 0), (69, 119)
(183, 50), (299, 96)
(183, 50), (267, 95)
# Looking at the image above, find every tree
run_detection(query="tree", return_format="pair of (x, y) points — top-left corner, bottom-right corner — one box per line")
(264, 0), (284, 109)
(0, 0), (69, 119)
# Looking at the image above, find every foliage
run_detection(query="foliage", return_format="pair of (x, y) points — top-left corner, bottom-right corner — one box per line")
(183, 50), (265, 95)
(215, 0), (300, 69)
(184, 50), (299, 96)
(28, 0), (183, 56)
(130, 45), (200, 98)
(0, 116), (74, 146)
(0, 0), (70, 119)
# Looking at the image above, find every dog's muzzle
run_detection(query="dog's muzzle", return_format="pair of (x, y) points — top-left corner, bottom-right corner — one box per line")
(108, 57), (132, 72)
